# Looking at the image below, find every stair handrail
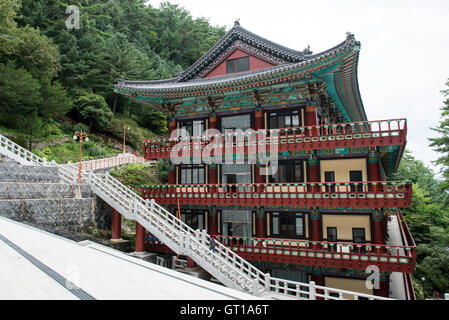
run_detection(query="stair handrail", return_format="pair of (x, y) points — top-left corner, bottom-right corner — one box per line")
(0, 134), (48, 166)
(89, 172), (260, 293)
(0, 132), (395, 300)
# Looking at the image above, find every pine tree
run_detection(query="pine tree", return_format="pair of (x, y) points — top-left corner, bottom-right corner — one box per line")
(429, 78), (449, 200)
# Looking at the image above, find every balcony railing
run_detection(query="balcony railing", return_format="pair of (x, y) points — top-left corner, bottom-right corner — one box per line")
(212, 235), (416, 273)
(141, 181), (413, 208)
(143, 119), (407, 160)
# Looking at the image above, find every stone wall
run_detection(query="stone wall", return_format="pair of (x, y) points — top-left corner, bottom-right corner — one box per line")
(0, 162), (112, 238)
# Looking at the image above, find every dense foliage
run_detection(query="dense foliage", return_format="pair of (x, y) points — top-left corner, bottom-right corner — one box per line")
(2, 0), (449, 299)
(0, 0), (226, 144)
(391, 148), (449, 297)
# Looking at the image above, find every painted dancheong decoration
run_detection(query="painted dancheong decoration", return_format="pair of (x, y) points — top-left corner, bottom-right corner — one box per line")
(113, 21), (415, 300)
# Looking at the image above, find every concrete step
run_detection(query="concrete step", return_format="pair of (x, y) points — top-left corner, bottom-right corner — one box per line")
(0, 164), (59, 183)
(0, 182), (91, 200)
(0, 198), (95, 232)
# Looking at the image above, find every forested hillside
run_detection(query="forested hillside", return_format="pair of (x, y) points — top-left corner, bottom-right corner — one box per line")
(1, 0), (449, 299)
(0, 0), (226, 142)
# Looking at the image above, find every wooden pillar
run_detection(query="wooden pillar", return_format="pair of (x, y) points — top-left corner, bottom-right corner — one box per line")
(255, 164), (266, 184)
(209, 114), (217, 130)
(372, 211), (386, 246)
(186, 257), (197, 268)
(374, 275), (390, 297)
(208, 165), (217, 184)
(305, 101), (319, 136)
(368, 152), (381, 192)
(311, 274), (325, 300)
(208, 207), (218, 236)
(254, 109), (264, 131)
(169, 118), (176, 137)
(111, 208), (122, 241)
(168, 165), (176, 184)
(309, 210), (322, 242)
(255, 210), (266, 238)
(135, 222), (146, 253)
(307, 157), (320, 193)
(307, 158), (320, 182)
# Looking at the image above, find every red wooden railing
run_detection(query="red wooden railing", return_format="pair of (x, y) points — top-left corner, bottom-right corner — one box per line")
(211, 234), (416, 273)
(141, 181), (413, 208)
(142, 118), (407, 160)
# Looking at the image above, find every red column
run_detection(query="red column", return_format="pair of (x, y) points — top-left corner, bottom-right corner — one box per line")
(254, 110), (264, 131)
(186, 257), (197, 268)
(208, 165), (217, 184)
(311, 274), (325, 300)
(307, 159), (320, 182)
(368, 160), (381, 181)
(209, 115), (217, 130)
(169, 120), (176, 137)
(307, 158), (320, 193)
(255, 164), (266, 184)
(111, 208), (122, 241)
(168, 166), (176, 184)
(208, 209), (218, 236)
(135, 222), (146, 253)
(372, 211), (386, 246)
(305, 102), (319, 136)
(310, 210), (322, 242)
(368, 153), (381, 192)
(374, 277), (390, 297)
(255, 211), (266, 238)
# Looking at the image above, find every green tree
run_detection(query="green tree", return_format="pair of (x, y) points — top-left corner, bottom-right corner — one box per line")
(0, 0), (21, 56)
(20, 110), (45, 151)
(0, 62), (42, 115)
(74, 92), (113, 132)
(39, 79), (72, 117)
(430, 78), (449, 202)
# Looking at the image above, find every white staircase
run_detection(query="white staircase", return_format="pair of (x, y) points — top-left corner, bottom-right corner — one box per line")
(0, 133), (393, 300)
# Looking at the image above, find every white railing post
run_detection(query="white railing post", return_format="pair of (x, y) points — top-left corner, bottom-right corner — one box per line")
(88, 171), (93, 185)
(201, 229), (207, 245)
(252, 275), (260, 295)
(184, 233), (190, 255)
(150, 199), (155, 213)
(144, 199), (150, 210)
(309, 281), (317, 300)
(195, 229), (201, 242)
(265, 273), (271, 291)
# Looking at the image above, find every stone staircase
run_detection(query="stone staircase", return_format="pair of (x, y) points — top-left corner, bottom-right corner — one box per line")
(0, 133), (394, 300)
(0, 161), (102, 234)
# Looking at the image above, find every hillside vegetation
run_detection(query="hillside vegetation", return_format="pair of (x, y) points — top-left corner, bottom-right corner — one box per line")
(0, 0), (225, 149)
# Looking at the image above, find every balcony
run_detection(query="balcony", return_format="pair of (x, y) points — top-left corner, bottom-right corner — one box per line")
(213, 235), (416, 273)
(143, 119), (407, 160)
(143, 211), (416, 274)
(141, 181), (412, 208)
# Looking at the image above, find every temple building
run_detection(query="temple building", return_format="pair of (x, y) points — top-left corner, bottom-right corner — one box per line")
(114, 21), (416, 299)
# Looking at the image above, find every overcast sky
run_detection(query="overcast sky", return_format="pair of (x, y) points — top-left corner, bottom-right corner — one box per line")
(149, 0), (449, 170)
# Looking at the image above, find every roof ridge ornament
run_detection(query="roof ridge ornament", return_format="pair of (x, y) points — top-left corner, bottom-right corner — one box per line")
(346, 31), (355, 42)
(234, 19), (240, 27)
(303, 45), (313, 55)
